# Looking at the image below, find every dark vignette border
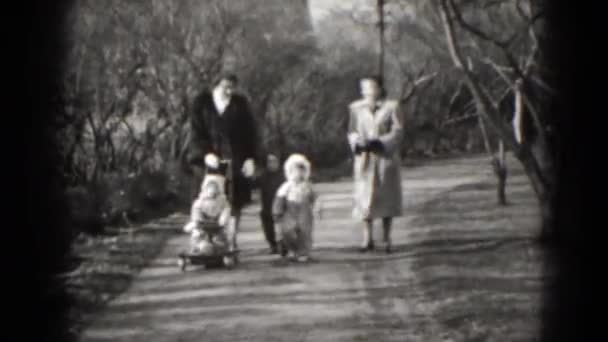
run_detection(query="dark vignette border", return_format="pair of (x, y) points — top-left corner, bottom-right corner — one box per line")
(21, 0), (77, 341)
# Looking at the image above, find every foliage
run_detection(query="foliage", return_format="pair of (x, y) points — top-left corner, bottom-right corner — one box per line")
(58, 0), (554, 234)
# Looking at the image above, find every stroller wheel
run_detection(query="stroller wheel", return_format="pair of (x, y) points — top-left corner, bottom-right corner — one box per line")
(223, 255), (235, 268)
(177, 257), (187, 272)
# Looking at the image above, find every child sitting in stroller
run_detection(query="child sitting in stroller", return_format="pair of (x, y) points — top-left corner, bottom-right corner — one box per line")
(272, 153), (318, 262)
(179, 156), (235, 270)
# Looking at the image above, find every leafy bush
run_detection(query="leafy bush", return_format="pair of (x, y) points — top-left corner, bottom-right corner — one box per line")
(65, 186), (105, 236)
(65, 163), (192, 236)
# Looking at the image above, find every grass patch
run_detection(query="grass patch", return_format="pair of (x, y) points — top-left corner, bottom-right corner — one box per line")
(407, 165), (547, 341)
(64, 226), (177, 335)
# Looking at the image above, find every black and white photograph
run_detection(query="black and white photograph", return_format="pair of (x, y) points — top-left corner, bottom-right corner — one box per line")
(22, 0), (586, 341)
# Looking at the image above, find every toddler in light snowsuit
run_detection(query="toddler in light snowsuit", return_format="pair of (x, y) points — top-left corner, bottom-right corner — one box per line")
(183, 167), (231, 255)
(272, 153), (317, 262)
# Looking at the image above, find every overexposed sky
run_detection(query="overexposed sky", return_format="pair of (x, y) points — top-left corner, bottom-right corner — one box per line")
(308, 0), (348, 20)
(308, 0), (412, 31)
(308, 0), (373, 21)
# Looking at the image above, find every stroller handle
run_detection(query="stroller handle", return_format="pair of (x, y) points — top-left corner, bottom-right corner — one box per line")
(214, 158), (234, 202)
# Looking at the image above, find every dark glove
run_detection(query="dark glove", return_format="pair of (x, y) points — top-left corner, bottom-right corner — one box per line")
(354, 143), (367, 155)
(367, 139), (384, 153)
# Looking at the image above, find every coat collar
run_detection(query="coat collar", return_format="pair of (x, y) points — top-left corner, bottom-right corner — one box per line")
(212, 88), (232, 115)
(350, 98), (395, 124)
(202, 91), (238, 118)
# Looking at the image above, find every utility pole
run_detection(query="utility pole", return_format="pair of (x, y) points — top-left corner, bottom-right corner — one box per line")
(377, 0), (385, 83)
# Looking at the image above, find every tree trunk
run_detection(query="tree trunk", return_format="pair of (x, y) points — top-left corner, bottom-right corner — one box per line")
(377, 0), (385, 80)
(492, 140), (508, 205)
(517, 146), (553, 241)
(538, 193), (554, 243)
(478, 110), (509, 206)
(438, 0), (554, 241)
(496, 167), (507, 205)
(469, 52), (509, 206)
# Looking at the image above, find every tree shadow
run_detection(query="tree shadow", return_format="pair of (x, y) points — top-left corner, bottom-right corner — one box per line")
(405, 177), (549, 340)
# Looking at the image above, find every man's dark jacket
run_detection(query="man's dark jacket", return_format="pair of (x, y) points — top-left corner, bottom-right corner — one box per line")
(185, 90), (258, 210)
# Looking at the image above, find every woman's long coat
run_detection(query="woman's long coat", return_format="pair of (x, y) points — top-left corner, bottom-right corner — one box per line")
(185, 90), (258, 211)
(347, 98), (404, 220)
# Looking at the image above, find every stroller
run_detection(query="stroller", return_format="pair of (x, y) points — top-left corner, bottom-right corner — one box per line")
(177, 157), (239, 271)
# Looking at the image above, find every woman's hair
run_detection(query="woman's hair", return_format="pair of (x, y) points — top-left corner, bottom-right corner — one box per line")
(358, 74), (387, 98)
(213, 73), (238, 86)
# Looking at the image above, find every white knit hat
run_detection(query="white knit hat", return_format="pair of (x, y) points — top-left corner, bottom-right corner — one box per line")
(283, 153), (311, 182)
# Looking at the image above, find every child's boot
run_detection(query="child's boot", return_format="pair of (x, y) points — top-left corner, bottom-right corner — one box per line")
(277, 240), (288, 258)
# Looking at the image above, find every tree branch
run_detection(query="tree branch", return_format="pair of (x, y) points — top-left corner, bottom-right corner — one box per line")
(439, 0), (519, 151)
(401, 72), (437, 104)
(529, 74), (556, 95)
(481, 57), (548, 145)
(513, 79), (524, 144)
(483, 0), (511, 9)
(448, 0), (527, 81)
(447, 81), (466, 117)
(447, 0), (511, 47)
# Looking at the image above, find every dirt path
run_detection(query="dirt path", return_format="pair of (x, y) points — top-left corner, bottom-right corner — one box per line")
(80, 155), (545, 342)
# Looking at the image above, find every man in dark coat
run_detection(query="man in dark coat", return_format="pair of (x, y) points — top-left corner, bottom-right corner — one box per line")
(185, 74), (259, 251)
(254, 153), (285, 254)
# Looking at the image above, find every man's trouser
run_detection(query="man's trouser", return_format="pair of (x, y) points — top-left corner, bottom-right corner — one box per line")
(260, 211), (277, 249)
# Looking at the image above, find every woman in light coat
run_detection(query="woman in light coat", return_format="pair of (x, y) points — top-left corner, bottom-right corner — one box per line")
(347, 75), (403, 253)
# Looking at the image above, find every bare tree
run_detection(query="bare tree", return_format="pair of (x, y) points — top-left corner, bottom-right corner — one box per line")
(60, 0), (242, 185)
(61, 0), (149, 183)
(437, 0), (556, 240)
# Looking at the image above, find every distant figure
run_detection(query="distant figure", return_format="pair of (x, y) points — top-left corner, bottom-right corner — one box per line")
(347, 75), (404, 254)
(272, 154), (317, 262)
(256, 153), (284, 254)
(185, 73), (259, 252)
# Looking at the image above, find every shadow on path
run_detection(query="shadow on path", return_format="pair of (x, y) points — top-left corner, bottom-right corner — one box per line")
(407, 176), (549, 341)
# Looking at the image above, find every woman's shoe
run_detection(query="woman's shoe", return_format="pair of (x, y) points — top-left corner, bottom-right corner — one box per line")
(359, 241), (375, 253)
(368, 240), (375, 251)
(385, 244), (392, 254)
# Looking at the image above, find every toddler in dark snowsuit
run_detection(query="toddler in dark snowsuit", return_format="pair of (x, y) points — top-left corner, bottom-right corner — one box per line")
(257, 154), (284, 254)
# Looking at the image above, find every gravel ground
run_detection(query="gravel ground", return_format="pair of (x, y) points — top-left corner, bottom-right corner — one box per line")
(78, 154), (547, 342)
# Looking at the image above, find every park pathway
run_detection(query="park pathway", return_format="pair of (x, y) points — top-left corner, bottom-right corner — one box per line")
(81, 154), (545, 342)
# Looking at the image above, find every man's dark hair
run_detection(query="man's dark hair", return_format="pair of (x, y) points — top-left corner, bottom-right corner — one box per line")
(214, 73), (238, 86)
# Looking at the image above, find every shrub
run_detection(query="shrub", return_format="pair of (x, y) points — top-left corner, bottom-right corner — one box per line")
(65, 162), (193, 236)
